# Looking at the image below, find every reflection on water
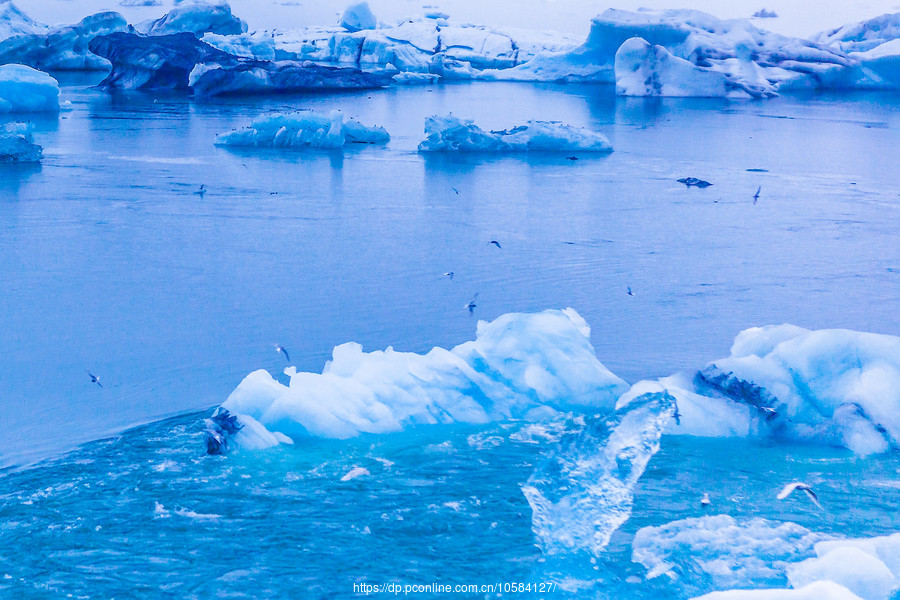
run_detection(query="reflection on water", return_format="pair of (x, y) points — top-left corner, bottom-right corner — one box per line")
(1, 80), (899, 468)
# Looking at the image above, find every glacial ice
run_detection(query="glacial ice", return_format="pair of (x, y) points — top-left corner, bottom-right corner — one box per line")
(0, 122), (42, 162)
(202, 32), (275, 61)
(627, 324), (900, 456)
(814, 13), (900, 53)
(632, 515), (832, 590)
(215, 111), (389, 150)
(339, 1), (376, 33)
(89, 32), (392, 94)
(417, 115), (613, 153)
(850, 40), (900, 89)
(615, 37), (730, 97)
(0, 1), (47, 41)
(0, 64), (59, 112)
(0, 11), (127, 71)
(141, 0), (247, 37)
(691, 582), (865, 600)
(218, 309), (628, 444)
(523, 391), (675, 556)
(787, 547), (896, 600)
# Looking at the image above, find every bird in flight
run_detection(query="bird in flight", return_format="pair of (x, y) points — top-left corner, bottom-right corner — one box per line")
(87, 372), (102, 388)
(194, 184), (206, 197)
(777, 482), (822, 510)
(451, 187), (459, 195)
(490, 240), (502, 249)
(466, 293), (479, 313)
(627, 286), (634, 296)
(753, 186), (761, 204)
(275, 344), (291, 363)
(443, 272), (454, 280)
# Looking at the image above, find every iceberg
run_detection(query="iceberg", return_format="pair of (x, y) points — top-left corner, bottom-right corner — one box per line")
(339, 1), (376, 33)
(0, 1), (47, 42)
(523, 391), (675, 556)
(141, 0), (247, 36)
(484, 8), (850, 96)
(202, 32), (275, 61)
(417, 115), (613, 153)
(0, 11), (127, 71)
(215, 309), (628, 447)
(849, 40), (900, 89)
(0, 64), (59, 112)
(632, 515), (832, 591)
(0, 122), (42, 162)
(615, 37), (731, 98)
(627, 325), (900, 456)
(813, 13), (900, 54)
(89, 32), (392, 94)
(787, 547), (895, 600)
(215, 111), (389, 150)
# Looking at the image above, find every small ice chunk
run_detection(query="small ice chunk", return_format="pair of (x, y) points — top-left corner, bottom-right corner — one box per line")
(215, 111), (390, 150)
(340, 467), (370, 481)
(417, 115), (612, 153)
(0, 122), (42, 162)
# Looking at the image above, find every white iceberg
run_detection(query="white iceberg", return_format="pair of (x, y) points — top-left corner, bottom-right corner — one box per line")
(814, 13), (900, 54)
(691, 581), (865, 600)
(417, 115), (612, 153)
(142, 0), (247, 36)
(615, 37), (730, 97)
(218, 309), (628, 444)
(850, 39), (900, 89)
(0, 11), (127, 71)
(339, 1), (376, 33)
(201, 31), (275, 61)
(0, 1), (47, 41)
(787, 546), (895, 600)
(625, 324), (900, 456)
(0, 64), (59, 112)
(215, 111), (389, 150)
(0, 122), (42, 162)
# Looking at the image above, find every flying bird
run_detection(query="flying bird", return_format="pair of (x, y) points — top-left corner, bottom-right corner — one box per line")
(87, 372), (102, 388)
(777, 482), (822, 510)
(753, 186), (761, 204)
(490, 240), (502, 249)
(443, 272), (454, 280)
(627, 286), (634, 296)
(466, 293), (479, 313)
(275, 344), (291, 363)
(194, 184), (206, 197)
(451, 187), (459, 195)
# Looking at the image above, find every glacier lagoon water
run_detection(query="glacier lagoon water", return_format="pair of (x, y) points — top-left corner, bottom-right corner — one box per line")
(1, 77), (899, 597)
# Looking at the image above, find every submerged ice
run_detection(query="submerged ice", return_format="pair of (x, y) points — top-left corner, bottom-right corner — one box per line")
(218, 309), (628, 446)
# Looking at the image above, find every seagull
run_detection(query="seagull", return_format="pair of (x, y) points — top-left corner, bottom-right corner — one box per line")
(753, 186), (761, 204)
(87, 372), (102, 388)
(627, 286), (634, 296)
(490, 240), (502, 249)
(194, 184), (206, 197)
(275, 344), (291, 363)
(700, 493), (711, 507)
(443, 272), (454, 280)
(673, 400), (682, 425)
(466, 293), (479, 313)
(777, 482), (822, 509)
(451, 187), (459, 195)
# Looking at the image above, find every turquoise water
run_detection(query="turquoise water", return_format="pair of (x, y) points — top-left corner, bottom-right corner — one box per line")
(1, 78), (899, 597)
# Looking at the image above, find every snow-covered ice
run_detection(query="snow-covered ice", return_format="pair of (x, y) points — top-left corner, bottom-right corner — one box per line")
(140, 0), (247, 36)
(0, 1), (48, 41)
(0, 63), (58, 112)
(0, 122), (42, 162)
(615, 36), (731, 97)
(218, 309), (628, 444)
(339, 1), (376, 33)
(417, 115), (613, 153)
(215, 111), (390, 150)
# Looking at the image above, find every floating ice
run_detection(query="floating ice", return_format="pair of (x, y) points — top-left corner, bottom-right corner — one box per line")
(0, 122), (42, 162)
(523, 391), (675, 556)
(0, 1), (47, 41)
(215, 111), (389, 150)
(202, 32), (275, 61)
(189, 60), (394, 96)
(814, 13), (900, 54)
(218, 309), (628, 445)
(339, 1), (376, 33)
(142, 0), (247, 36)
(417, 115), (612, 153)
(850, 40), (900, 89)
(0, 64), (59, 112)
(0, 11), (126, 71)
(787, 547), (896, 600)
(632, 515), (832, 591)
(691, 581), (865, 600)
(628, 325), (900, 456)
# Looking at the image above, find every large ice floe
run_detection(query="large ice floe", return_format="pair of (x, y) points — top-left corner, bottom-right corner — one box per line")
(0, 122), (42, 162)
(212, 309), (628, 450)
(417, 115), (613, 153)
(89, 32), (392, 94)
(625, 324), (900, 456)
(215, 111), (389, 150)
(0, 63), (59, 112)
